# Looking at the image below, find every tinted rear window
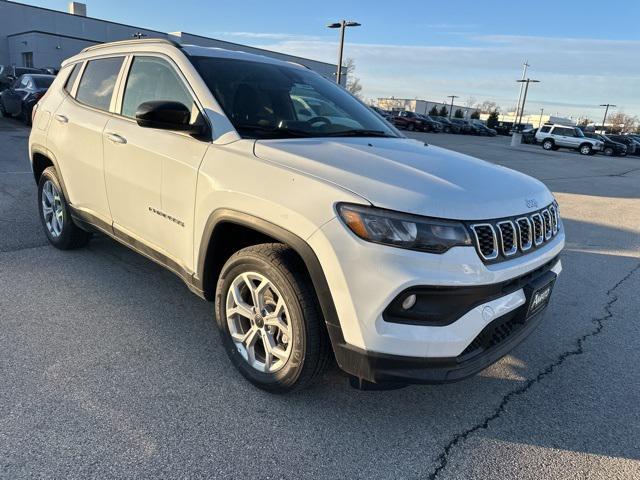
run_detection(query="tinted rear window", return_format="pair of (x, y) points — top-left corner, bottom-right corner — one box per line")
(33, 76), (54, 88)
(75, 57), (124, 111)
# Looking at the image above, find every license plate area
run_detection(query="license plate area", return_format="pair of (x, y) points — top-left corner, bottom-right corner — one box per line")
(524, 271), (556, 319)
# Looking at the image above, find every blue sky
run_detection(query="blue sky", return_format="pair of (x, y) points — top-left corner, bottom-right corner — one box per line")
(19, 0), (640, 118)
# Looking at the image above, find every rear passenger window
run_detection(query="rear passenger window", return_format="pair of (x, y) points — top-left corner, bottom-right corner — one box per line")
(121, 56), (195, 119)
(64, 63), (82, 94)
(540, 126), (551, 133)
(75, 57), (124, 111)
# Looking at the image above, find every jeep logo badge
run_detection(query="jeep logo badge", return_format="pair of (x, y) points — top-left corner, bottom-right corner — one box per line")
(526, 198), (538, 209)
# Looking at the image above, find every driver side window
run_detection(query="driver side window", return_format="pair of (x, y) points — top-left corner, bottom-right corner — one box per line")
(121, 56), (196, 121)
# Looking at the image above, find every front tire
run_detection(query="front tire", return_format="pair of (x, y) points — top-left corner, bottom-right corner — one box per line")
(215, 244), (330, 393)
(603, 147), (614, 156)
(37, 167), (91, 249)
(407, 123), (415, 131)
(580, 144), (593, 156)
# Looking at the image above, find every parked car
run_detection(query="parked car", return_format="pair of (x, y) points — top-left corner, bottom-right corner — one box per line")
(510, 123), (534, 134)
(0, 65), (46, 91)
(471, 120), (497, 136)
(29, 39), (564, 392)
(450, 118), (481, 134)
(431, 116), (461, 133)
(494, 121), (513, 135)
(371, 106), (393, 121)
(417, 114), (443, 132)
(0, 73), (55, 124)
(522, 128), (538, 144)
(607, 134), (638, 156)
(391, 110), (431, 132)
(535, 124), (603, 155)
(583, 133), (627, 156)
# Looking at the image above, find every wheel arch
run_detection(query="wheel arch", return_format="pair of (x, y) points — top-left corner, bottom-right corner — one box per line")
(30, 147), (71, 199)
(196, 209), (342, 344)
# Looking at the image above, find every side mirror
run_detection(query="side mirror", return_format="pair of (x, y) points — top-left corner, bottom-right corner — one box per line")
(135, 100), (205, 134)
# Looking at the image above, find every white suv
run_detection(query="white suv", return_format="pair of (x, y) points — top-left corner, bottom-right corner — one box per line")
(535, 124), (603, 155)
(29, 39), (564, 392)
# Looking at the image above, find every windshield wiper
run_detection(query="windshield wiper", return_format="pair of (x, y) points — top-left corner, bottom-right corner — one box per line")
(236, 124), (315, 138)
(324, 129), (394, 138)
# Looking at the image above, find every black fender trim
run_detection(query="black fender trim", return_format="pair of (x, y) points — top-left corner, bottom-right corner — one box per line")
(196, 209), (351, 369)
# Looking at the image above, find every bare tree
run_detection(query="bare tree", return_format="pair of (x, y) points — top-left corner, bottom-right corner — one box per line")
(477, 100), (499, 114)
(606, 112), (638, 133)
(344, 58), (363, 98)
(465, 96), (477, 108)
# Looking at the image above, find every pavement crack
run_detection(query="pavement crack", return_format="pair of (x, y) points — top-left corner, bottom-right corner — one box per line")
(427, 262), (640, 480)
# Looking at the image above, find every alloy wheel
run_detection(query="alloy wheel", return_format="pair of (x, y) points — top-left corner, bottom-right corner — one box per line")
(226, 272), (293, 373)
(41, 180), (64, 237)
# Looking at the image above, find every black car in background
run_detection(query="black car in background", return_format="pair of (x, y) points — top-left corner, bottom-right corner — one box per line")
(522, 128), (538, 144)
(450, 118), (483, 134)
(0, 65), (46, 91)
(471, 121), (497, 136)
(417, 114), (443, 132)
(0, 74), (55, 125)
(584, 133), (627, 156)
(371, 106), (393, 121)
(607, 134), (639, 155)
(431, 116), (461, 133)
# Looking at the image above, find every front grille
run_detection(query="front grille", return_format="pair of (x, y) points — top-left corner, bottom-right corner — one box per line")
(469, 203), (561, 264)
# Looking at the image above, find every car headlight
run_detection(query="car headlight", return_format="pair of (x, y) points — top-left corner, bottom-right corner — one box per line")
(337, 203), (472, 254)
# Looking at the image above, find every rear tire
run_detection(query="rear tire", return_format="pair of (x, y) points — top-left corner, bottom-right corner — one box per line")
(215, 243), (331, 393)
(37, 167), (91, 250)
(0, 99), (6, 117)
(603, 147), (614, 156)
(407, 123), (415, 131)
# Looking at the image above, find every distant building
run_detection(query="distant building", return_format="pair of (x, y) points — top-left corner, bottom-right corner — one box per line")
(376, 98), (477, 119)
(480, 111), (576, 128)
(0, 0), (338, 80)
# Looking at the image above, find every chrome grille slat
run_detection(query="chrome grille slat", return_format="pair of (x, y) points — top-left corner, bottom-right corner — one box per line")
(496, 221), (517, 256)
(516, 217), (532, 251)
(468, 203), (560, 264)
(470, 224), (498, 260)
(542, 209), (552, 240)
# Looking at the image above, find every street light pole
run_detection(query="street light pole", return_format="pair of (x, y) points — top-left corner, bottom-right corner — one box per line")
(515, 78), (540, 130)
(538, 107), (544, 128)
(447, 95), (459, 119)
(327, 20), (361, 84)
(514, 60), (530, 121)
(599, 103), (616, 133)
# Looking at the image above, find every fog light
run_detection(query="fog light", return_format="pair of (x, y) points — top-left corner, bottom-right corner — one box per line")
(401, 294), (417, 310)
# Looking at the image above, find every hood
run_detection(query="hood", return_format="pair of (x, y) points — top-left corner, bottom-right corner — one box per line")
(254, 137), (554, 220)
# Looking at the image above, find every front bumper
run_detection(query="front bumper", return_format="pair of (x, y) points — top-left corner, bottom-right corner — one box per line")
(328, 266), (558, 385)
(307, 216), (564, 384)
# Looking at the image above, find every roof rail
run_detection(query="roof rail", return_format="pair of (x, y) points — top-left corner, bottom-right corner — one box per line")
(81, 37), (181, 53)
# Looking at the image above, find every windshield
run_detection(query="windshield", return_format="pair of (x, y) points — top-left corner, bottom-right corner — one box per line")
(189, 56), (397, 139)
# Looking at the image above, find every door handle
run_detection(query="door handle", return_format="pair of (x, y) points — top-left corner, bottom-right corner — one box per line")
(105, 133), (127, 144)
(55, 114), (68, 123)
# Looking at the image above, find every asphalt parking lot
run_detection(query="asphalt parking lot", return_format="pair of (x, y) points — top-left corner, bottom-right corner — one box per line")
(1, 116), (639, 479)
